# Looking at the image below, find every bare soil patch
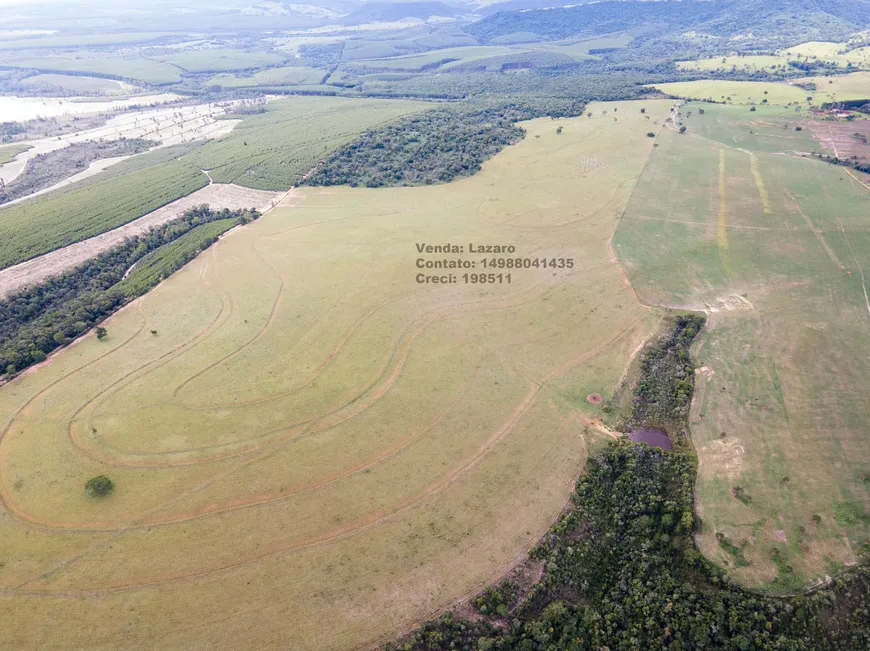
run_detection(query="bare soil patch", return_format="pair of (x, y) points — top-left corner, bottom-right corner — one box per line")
(586, 392), (603, 404)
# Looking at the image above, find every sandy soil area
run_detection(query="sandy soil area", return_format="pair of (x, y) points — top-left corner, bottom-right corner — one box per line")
(0, 102), (240, 186)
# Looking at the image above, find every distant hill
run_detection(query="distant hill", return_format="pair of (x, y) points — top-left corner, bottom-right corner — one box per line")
(343, 1), (461, 24)
(467, 0), (870, 44)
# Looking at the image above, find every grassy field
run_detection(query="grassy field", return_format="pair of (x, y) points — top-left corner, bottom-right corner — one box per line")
(0, 160), (207, 270)
(679, 41), (870, 73)
(3, 55), (183, 85)
(0, 100), (670, 650)
(803, 71), (870, 102)
(155, 49), (286, 73)
(678, 55), (793, 74)
(188, 96), (427, 189)
(0, 144), (31, 166)
(352, 45), (522, 70)
(654, 80), (821, 106)
(0, 32), (173, 50)
(206, 66), (326, 88)
(119, 218), (241, 296)
(785, 41), (870, 69)
(614, 102), (870, 591)
(20, 73), (133, 94)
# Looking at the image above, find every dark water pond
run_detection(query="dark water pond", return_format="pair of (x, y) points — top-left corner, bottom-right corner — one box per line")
(628, 427), (673, 450)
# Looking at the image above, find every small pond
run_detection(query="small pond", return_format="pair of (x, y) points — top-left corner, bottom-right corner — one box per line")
(628, 427), (673, 450)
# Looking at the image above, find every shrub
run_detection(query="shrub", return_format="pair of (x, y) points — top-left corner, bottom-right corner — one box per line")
(84, 475), (114, 498)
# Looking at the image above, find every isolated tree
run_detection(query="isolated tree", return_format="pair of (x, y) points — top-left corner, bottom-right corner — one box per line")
(646, 132), (656, 138)
(96, 327), (108, 340)
(556, 126), (563, 134)
(85, 475), (114, 498)
(640, 108), (646, 114)
(679, 126), (687, 134)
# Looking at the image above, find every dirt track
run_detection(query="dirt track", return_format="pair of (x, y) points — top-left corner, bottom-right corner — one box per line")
(0, 183), (283, 299)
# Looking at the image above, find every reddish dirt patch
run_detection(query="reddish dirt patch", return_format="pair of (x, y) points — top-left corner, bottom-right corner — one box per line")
(586, 393), (603, 404)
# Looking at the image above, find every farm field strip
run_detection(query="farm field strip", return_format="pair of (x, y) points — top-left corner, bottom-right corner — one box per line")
(615, 102), (870, 590)
(0, 101), (669, 649)
(0, 183), (283, 300)
(0, 100), (238, 186)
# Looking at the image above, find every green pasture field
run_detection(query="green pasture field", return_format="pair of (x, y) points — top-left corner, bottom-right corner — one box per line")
(440, 49), (576, 72)
(0, 32), (173, 50)
(187, 96), (427, 190)
(0, 144), (32, 166)
(0, 160), (206, 270)
(206, 66), (326, 88)
(3, 55), (183, 85)
(20, 73), (132, 94)
(804, 71), (870, 102)
(614, 102), (870, 591)
(155, 49), (286, 73)
(679, 41), (870, 73)
(0, 100), (671, 650)
(785, 41), (870, 69)
(654, 80), (820, 106)
(352, 45), (521, 70)
(119, 218), (240, 296)
(677, 55), (792, 73)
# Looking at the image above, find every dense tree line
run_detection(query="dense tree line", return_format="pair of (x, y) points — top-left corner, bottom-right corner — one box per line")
(0, 206), (258, 378)
(813, 152), (870, 174)
(304, 104), (575, 188)
(387, 314), (870, 651)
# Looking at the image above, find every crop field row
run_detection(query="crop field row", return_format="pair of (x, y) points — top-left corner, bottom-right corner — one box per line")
(0, 101), (670, 650)
(0, 182), (282, 300)
(0, 160), (208, 270)
(614, 103), (870, 590)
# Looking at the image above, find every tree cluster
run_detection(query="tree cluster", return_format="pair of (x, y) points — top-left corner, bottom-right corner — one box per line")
(304, 103), (588, 188)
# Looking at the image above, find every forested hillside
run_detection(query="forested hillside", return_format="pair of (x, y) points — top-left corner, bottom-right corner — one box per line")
(468, 0), (870, 45)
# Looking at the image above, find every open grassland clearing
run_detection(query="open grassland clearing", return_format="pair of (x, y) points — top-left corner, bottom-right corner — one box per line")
(206, 66), (326, 88)
(0, 183), (281, 300)
(679, 41), (870, 73)
(351, 45), (523, 70)
(0, 143), (31, 166)
(1, 55), (185, 85)
(186, 96), (427, 189)
(785, 41), (870, 69)
(615, 102), (870, 591)
(803, 71), (870, 103)
(0, 101), (671, 650)
(349, 39), (606, 73)
(19, 74), (136, 95)
(654, 80), (825, 106)
(0, 32), (176, 50)
(154, 49), (287, 73)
